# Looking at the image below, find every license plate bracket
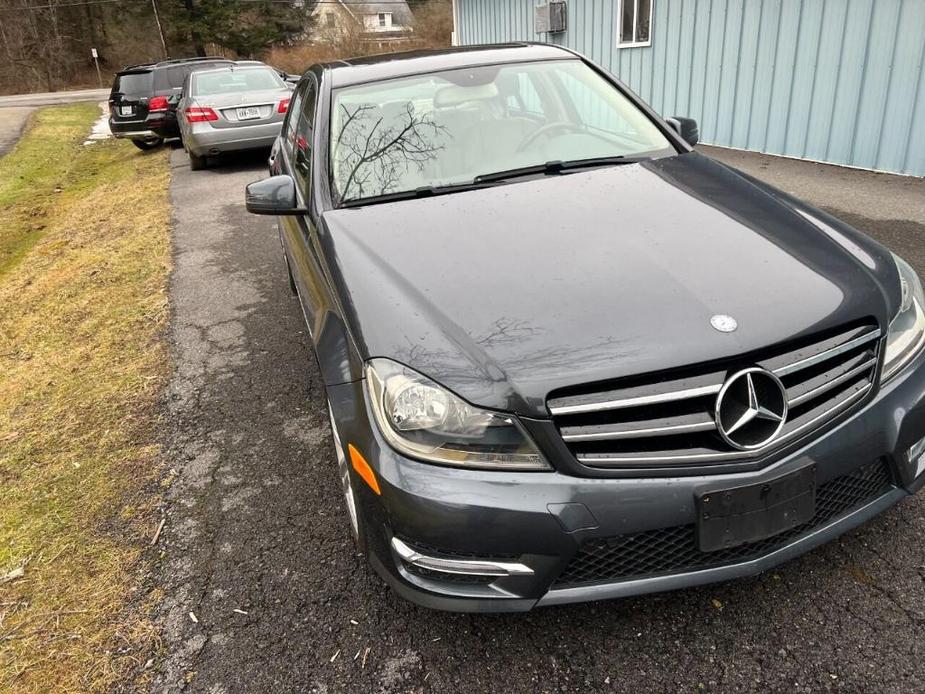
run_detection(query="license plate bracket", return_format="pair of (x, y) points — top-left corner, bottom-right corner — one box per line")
(236, 106), (261, 120)
(696, 463), (816, 552)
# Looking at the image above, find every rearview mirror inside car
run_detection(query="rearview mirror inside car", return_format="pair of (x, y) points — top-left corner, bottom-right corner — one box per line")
(666, 116), (699, 147)
(245, 175), (306, 215)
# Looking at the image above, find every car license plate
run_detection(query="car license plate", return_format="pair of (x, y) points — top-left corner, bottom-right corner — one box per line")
(119, 106), (134, 116)
(237, 107), (261, 120)
(696, 463), (816, 552)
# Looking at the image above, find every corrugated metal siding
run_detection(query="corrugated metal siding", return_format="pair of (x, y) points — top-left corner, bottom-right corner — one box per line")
(456, 0), (925, 176)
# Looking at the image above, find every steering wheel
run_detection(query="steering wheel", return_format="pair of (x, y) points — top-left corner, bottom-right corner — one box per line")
(516, 121), (586, 153)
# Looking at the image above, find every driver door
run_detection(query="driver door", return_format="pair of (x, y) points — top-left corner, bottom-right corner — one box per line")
(278, 77), (331, 348)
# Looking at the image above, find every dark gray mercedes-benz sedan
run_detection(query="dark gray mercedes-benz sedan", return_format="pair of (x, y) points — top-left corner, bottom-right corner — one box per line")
(245, 44), (925, 612)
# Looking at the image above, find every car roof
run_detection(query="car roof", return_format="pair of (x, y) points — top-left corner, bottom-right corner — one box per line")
(118, 64), (155, 73)
(153, 56), (233, 69)
(117, 56), (234, 74)
(189, 64), (279, 76)
(321, 43), (576, 88)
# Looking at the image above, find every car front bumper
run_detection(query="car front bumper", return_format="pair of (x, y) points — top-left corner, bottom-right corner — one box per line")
(327, 346), (925, 612)
(185, 121), (282, 156)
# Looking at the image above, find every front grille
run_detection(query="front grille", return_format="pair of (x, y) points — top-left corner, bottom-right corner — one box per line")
(547, 322), (881, 470)
(554, 459), (892, 587)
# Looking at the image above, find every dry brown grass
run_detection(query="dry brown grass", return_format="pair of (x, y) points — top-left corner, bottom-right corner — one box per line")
(0, 106), (171, 692)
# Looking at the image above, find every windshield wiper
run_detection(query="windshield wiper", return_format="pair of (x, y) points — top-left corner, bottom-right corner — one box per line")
(339, 181), (497, 208)
(338, 156), (647, 207)
(474, 156), (645, 184)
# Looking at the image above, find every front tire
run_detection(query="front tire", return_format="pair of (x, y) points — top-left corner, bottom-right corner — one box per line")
(188, 151), (208, 170)
(328, 401), (366, 553)
(131, 138), (163, 151)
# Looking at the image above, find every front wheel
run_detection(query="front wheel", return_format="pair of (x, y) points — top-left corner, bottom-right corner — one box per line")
(328, 401), (365, 553)
(131, 138), (163, 151)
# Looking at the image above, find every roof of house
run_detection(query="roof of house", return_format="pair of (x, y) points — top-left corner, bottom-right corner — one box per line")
(322, 1), (415, 25)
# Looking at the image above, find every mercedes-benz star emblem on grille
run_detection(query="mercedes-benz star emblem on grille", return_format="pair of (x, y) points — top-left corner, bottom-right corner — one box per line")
(710, 314), (738, 332)
(714, 368), (788, 451)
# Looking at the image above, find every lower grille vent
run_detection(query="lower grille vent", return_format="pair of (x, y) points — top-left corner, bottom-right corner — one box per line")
(554, 459), (892, 587)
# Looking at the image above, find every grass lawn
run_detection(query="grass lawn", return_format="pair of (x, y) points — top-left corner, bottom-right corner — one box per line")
(0, 105), (171, 691)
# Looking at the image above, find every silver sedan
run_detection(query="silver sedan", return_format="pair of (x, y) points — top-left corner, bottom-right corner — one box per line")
(178, 65), (293, 170)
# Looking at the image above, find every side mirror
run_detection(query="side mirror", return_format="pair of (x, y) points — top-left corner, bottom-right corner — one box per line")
(245, 175), (306, 215)
(666, 116), (699, 147)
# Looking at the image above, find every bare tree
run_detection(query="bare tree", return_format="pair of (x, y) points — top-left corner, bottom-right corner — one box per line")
(332, 102), (448, 203)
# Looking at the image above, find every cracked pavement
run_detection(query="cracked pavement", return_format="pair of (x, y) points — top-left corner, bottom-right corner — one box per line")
(153, 146), (925, 693)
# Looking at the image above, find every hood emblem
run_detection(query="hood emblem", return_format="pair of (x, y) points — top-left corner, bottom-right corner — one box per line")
(711, 314), (738, 333)
(715, 368), (788, 451)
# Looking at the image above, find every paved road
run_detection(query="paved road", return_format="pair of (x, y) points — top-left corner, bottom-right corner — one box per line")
(700, 145), (925, 226)
(0, 107), (35, 158)
(0, 88), (110, 157)
(0, 87), (110, 108)
(154, 147), (925, 694)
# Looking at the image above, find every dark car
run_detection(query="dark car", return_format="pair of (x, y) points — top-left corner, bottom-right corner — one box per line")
(109, 57), (233, 149)
(245, 44), (925, 612)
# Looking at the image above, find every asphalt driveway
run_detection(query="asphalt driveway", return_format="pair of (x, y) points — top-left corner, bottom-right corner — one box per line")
(153, 146), (925, 694)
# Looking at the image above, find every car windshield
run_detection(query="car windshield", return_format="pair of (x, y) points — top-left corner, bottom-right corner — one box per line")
(329, 59), (675, 204)
(113, 71), (151, 97)
(153, 62), (230, 91)
(191, 67), (284, 96)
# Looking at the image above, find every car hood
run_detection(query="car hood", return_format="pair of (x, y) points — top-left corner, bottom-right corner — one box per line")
(322, 152), (898, 417)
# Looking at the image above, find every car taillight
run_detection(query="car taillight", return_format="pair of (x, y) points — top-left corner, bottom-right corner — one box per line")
(148, 95), (169, 112)
(185, 107), (219, 123)
(278, 98), (290, 114)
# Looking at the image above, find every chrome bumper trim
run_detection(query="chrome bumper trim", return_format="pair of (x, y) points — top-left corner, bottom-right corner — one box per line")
(390, 538), (534, 577)
(112, 129), (159, 139)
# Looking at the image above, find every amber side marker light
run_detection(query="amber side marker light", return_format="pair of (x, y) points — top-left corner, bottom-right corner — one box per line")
(348, 444), (381, 495)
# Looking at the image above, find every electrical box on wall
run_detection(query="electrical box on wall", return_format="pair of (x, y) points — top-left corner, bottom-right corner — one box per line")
(535, 2), (567, 34)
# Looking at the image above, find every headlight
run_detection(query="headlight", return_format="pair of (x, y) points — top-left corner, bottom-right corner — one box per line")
(883, 252), (925, 382)
(365, 358), (549, 470)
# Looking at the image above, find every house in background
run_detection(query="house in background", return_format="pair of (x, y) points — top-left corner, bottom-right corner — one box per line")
(451, 0), (925, 177)
(312, 1), (416, 47)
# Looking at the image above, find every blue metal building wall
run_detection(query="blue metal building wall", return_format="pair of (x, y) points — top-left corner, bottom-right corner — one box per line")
(455, 0), (925, 176)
